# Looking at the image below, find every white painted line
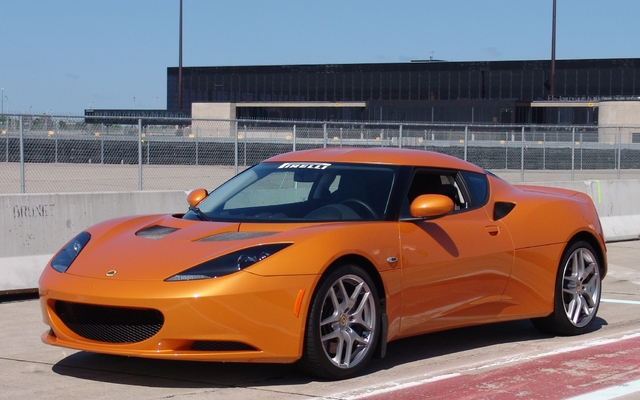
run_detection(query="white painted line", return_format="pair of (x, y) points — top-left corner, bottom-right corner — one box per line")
(565, 378), (640, 400)
(602, 298), (640, 305)
(334, 330), (640, 400)
(470, 331), (640, 372)
(339, 373), (461, 400)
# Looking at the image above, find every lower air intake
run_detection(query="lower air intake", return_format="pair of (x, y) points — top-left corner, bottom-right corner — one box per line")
(191, 341), (256, 351)
(55, 301), (164, 343)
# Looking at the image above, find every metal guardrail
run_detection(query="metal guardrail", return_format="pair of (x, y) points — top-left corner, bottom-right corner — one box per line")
(1, 114), (639, 193)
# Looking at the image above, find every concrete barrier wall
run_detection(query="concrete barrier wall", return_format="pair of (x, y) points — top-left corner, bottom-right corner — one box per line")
(2, 180), (639, 292)
(0, 191), (186, 292)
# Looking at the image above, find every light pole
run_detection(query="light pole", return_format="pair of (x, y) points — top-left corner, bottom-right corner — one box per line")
(550, 0), (557, 99)
(178, 0), (183, 110)
(1, 88), (3, 114)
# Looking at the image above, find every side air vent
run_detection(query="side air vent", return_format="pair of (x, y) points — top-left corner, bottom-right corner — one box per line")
(136, 225), (180, 240)
(196, 231), (277, 242)
(494, 202), (516, 220)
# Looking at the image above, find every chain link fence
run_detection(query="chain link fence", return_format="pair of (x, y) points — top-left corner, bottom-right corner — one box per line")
(1, 114), (640, 194)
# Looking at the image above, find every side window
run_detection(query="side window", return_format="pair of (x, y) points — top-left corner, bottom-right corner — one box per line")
(328, 175), (340, 193)
(460, 170), (489, 206)
(406, 170), (468, 212)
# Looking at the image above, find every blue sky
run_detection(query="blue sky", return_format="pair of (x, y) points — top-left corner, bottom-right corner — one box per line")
(1, 0), (638, 115)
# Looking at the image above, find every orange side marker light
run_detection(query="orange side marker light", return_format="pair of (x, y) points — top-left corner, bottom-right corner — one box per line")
(293, 289), (306, 317)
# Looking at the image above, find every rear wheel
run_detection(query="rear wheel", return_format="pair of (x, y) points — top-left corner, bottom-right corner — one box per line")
(531, 240), (602, 335)
(299, 264), (380, 380)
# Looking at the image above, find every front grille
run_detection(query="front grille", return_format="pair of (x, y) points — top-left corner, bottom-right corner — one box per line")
(54, 301), (164, 343)
(191, 341), (256, 351)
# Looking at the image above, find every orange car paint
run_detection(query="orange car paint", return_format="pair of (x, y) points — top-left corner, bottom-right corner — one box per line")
(39, 147), (607, 363)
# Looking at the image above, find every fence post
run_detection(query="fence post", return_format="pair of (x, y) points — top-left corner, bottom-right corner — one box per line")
(234, 120), (239, 175)
(505, 132), (508, 170)
(579, 131), (583, 170)
(542, 131), (546, 170)
(195, 124), (199, 166)
(617, 127), (622, 179)
(101, 123), (105, 164)
(20, 116), (25, 193)
(293, 124), (296, 152)
(4, 118), (8, 162)
(464, 125), (468, 161)
(399, 125), (403, 149)
(520, 126), (525, 182)
(323, 123), (327, 148)
(137, 119), (143, 190)
(54, 119), (59, 163)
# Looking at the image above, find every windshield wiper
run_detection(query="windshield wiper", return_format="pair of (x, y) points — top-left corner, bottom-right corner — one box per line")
(189, 206), (211, 221)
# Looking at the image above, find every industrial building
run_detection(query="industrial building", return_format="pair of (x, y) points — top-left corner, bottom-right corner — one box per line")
(166, 58), (640, 127)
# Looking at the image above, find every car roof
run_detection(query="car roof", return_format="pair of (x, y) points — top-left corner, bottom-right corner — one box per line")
(265, 147), (485, 173)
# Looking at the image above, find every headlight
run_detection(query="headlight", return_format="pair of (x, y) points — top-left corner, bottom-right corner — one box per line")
(166, 243), (291, 281)
(50, 231), (91, 273)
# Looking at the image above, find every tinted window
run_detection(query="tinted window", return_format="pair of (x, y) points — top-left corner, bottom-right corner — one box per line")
(460, 170), (489, 206)
(402, 170), (469, 217)
(185, 162), (399, 222)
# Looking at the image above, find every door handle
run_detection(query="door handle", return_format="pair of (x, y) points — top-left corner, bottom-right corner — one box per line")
(485, 225), (500, 236)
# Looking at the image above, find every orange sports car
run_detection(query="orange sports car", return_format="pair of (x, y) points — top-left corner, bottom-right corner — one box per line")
(39, 147), (606, 379)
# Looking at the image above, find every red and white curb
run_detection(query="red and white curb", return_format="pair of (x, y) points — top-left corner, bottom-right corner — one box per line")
(325, 297), (640, 400)
(340, 332), (640, 400)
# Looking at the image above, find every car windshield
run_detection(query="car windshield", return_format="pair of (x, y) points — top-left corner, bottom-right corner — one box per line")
(184, 161), (400, 222)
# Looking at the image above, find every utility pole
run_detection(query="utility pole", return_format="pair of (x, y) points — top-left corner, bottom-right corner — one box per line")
(550, 0), (557, 99)
(178, 0), (183, 110)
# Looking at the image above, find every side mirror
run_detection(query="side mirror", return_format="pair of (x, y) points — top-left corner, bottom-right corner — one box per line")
(187, 188), (208, 207)
(409, 194), (454, 220)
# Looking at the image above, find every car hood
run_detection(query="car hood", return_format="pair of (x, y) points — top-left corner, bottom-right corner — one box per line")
(62, 214), (384, 281)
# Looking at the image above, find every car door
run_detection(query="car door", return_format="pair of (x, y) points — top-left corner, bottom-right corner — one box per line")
(398, 169), (514, 337)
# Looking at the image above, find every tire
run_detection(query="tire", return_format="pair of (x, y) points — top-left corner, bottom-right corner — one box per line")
(299, 264), (381, 380)
(531, 240), (602, 336)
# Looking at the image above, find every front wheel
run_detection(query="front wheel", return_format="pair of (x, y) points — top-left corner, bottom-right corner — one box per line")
(299, 264), (380, 380)
(531, 240), (602, 335)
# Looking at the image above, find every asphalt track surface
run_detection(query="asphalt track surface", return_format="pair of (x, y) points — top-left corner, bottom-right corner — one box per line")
(1, 240), (639, 400)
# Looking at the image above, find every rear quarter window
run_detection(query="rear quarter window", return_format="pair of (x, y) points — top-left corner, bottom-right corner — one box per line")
(461, 171), (489, 206)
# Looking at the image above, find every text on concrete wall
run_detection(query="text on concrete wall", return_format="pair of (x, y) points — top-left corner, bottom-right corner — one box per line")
(13, 204), (55, 218)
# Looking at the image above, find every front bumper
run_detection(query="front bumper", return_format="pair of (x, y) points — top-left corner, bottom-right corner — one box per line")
(39, 268), (318, 363)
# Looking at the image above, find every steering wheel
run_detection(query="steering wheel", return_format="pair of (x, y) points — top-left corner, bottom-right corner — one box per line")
(339, 199), (377, 219)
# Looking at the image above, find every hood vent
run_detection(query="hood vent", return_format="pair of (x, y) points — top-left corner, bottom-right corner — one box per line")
(136, 225), (180, 240)
(196, 231), (278, 242)
(493, 202), (516, 220)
